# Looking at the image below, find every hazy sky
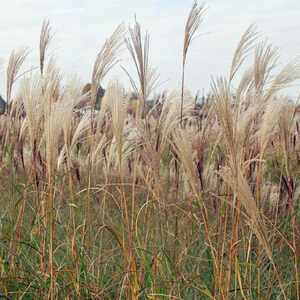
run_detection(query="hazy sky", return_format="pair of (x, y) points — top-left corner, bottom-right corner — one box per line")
(0, 0), (300, 98)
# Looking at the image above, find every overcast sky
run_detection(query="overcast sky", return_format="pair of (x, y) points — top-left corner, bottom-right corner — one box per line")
(0, 0), (300, 99)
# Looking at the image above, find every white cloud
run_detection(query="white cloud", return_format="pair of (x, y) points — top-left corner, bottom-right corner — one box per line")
(0, 0), (299, 98)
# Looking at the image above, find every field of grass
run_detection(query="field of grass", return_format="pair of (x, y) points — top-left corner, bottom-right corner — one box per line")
(0, 2), (299, 299)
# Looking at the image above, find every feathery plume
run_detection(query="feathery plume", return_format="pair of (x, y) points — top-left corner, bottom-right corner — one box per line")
(229, 24), (258, 82)
(6, 48), (29, 107)
(40, 19), (53, 75)
(181, 1), (205, 124)
(125, 18), (150, 115)
(91, 23), (126, 109)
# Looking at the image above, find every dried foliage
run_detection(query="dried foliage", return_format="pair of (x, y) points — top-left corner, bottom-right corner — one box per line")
(0, 5), (299, 300)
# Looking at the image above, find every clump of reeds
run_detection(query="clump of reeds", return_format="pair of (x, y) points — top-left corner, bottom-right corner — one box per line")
(0, 3), (299, 300)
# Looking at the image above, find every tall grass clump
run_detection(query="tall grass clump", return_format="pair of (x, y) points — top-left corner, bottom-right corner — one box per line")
(0, 2), (299, 299)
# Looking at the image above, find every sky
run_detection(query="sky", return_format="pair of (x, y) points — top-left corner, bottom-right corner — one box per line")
(0, 0), (300, 99)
